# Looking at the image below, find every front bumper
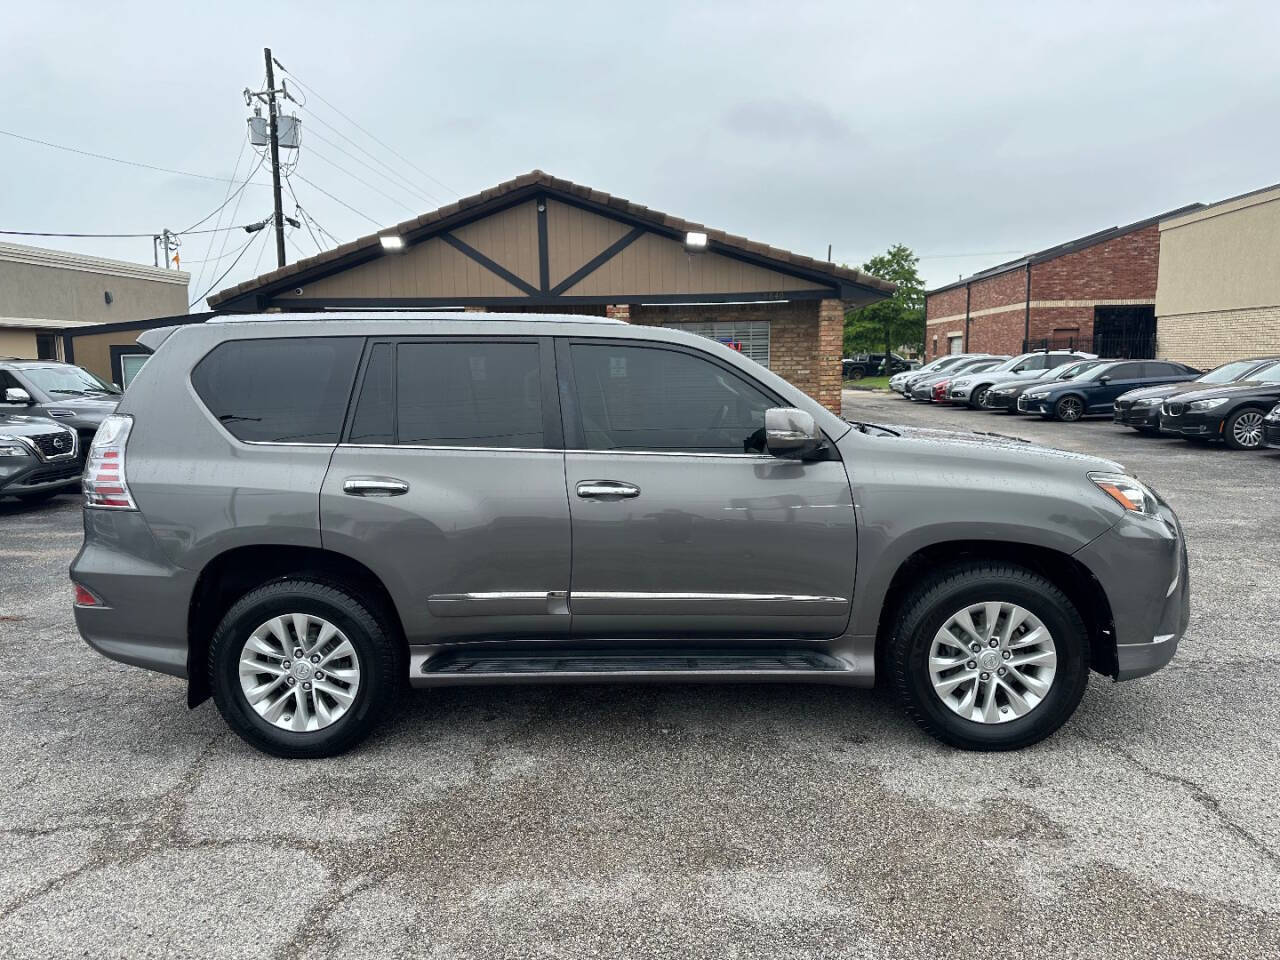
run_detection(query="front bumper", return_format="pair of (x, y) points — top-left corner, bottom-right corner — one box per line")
(1017, 395), (1050, 415)
(1264, 419), (1280, 449)
(1159, 406), (1221, 437)
(1072, 501), (1189, 682)
(948, 386), (974, 403)
(1113, 403), (1160, 428)
(0, 453), (83, 496)
(985, 391), (1019, 412)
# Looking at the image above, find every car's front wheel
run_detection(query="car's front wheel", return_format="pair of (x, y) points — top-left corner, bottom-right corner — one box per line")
(1223, 408), (1265, 450)
(887, 561), (1090, 750)
(210, 579), (402, 758)
(1053, 395), (1085, 422)
(969, 386), (990, 409)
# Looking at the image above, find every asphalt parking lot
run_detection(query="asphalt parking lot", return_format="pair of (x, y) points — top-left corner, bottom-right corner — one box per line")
(2, 392), (1278, 959)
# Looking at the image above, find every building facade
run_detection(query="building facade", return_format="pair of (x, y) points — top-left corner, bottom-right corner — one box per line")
(1156, 183), (1280, 368)
(200, 171), (890, 413)
(924, 206), (1201, 362)
(0, 242), (188, 374)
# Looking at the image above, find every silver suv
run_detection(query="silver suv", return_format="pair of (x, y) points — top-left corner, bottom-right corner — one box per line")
(70, 314), (1189, 758)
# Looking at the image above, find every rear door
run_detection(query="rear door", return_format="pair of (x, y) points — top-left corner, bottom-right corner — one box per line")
(558, 338), (856, 641)
(320, 337), (571, 645)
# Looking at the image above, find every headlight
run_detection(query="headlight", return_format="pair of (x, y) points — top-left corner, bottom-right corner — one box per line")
(1133, 398), (1160, 407)
(952, 378), (972, 388)
(1266, 405), (1280, 422)
(0, 436), (32, 457)
(1025, 391), (1049, 400)
(1089, 472), (1159, 517)
(1187, 397), (1229, 411)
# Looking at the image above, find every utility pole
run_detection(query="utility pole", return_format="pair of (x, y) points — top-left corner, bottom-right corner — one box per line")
(263, 47), (286, 268)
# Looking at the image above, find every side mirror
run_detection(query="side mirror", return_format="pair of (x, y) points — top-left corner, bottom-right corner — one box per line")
(765, 407), (823, 460)
(4, 387), (32, 404)
(1098, 375), (1111, 385)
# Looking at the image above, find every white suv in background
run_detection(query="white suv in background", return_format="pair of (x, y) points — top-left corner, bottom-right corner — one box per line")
(948, 351), (1096, 408)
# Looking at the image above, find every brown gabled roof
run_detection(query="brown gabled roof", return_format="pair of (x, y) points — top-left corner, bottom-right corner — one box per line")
(208, 169), (894, 307)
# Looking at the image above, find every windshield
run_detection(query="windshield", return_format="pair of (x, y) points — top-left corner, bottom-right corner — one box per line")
(1252, 360), (1280, 384)
(1199, 359), (1268, 384)
(980, 356), (1023, 374)
(20, 365), (118, 397)
(1055, 360), (1099, 380)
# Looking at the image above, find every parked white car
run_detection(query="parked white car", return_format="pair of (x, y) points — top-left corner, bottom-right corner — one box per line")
(948, 350), (1096, 408)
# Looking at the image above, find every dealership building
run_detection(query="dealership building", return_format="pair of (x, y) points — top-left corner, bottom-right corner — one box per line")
(924, 204), (1202, 362)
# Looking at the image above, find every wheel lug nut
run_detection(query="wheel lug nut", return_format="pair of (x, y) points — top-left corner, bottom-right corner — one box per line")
(287, 677), (296, 685)
(998, 667), (1007, 677)
(1001, 650), (1011, 660)
(314, 671), (324, 681)
(311, 654), (321, 664)
(293, 648), (303, 659)
(282, 660), (291, 669)
(302, 681), (312, 690)
(988, 639), (998, 648)
(966, 660), (977, 670)
(980, 672), (990, 681)
(970, 643), (980, 653)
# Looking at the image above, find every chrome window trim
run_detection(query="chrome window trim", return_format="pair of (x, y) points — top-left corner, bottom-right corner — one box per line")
(572, 591), (847, 603)
(336, 442), (773, 459)
(340, 443), (562, 454)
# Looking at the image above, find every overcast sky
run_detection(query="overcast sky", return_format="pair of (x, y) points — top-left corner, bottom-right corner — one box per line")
(4, 1), (1279, 307)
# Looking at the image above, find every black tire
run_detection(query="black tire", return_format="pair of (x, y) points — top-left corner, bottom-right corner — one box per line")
(968, 385), (990, 409)
(14, 489), (60, 503)
(849, 367), (865, 381)
(1223, 407), (1266, 451)
(887, 561), (1090, 751)
(210, 579), (402, 758)
(1054, 395), (1084, 422)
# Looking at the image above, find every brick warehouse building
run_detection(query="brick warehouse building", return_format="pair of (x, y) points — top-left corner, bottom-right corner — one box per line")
(924, 204), (1203, 362)
(59, 171), (891, 413)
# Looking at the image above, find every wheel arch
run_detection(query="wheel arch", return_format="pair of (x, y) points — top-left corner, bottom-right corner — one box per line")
(186, 544), (406, 708)
(872, 539), (1117, 682)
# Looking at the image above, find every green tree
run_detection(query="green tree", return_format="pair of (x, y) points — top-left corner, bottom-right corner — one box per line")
(842, 243), (925, 362)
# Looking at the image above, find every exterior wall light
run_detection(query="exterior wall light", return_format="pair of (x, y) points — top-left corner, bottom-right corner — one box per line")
(380, 235), (405, 251)
(685, 231), (708, 252)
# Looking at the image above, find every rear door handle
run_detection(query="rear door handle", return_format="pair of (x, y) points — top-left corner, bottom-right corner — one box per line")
(343, 476), (410, 497)
(576, 480), (640, 499)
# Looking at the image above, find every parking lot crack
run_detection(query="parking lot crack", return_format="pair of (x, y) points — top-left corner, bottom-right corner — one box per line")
(1089, 737), (1280, 871)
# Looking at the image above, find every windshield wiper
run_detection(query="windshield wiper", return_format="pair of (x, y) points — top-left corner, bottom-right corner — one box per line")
(844, 419), (900, 437)
(218, 414), (262, 423)
(47, 388), (90, 396)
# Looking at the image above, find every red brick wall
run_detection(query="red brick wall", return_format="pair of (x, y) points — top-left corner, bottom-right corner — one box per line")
(631, 300), (842, 414)
(924, 287), (967, 360)
(924, 224), (1162, 359)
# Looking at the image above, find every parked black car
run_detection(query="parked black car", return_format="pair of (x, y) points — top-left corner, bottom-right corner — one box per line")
(1263, 402), (1280, 450)
(843, 352), (916, 380)
(1018, 359), (1200, 422)
(1114, 356), (1280, 433)
(985, 359), (1104, 413)
(0, 413), (81, 502)
(1158, 359), (1280, 450)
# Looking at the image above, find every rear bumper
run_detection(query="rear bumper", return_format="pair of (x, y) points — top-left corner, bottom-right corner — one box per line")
(70, 509), (194, 679)
(1072, 502), (1189, 682)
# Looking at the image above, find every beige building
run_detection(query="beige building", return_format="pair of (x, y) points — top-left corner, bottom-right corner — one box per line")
(0, 241), (188, 380)
(1157, 183), (1280, 367)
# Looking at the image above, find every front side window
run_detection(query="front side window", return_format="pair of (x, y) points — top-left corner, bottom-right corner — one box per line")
(191, 337), (362, 443)
(570, 343), (774, 454)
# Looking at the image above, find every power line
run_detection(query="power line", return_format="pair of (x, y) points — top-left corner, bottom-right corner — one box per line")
(284, 176), (327, 252)
(302, 124), (439, 207)
(188, 230), (268, 308)
(191, 139), (252, 297)
(0, 127), (271, 187)
(303, 145), (421, 215)
(0, 221), (269, 239)
(277, 66), (457, 197)
(291, 171), (383, 227)
(178, 152), (265, 235)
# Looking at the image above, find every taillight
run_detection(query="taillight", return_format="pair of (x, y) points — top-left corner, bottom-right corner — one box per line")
(83, 414), (137, 509)
(73, 583), (102, 606)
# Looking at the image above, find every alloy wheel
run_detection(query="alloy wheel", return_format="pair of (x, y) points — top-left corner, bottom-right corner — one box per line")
(928, 601), (1058, 724)
(973, 387), (989, 408)
(1232, 411), (1264, 448)
(238, 613), (362, 732)
(1057, 397), (1083, 421)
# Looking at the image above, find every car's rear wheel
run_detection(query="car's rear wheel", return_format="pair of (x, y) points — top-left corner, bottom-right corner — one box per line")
(848, 367), (865, 381)
(210, 579), (402, 758)
(887, 562), (1090, 750)
(1054, 395), (1084, 422)
(1224, 408), (1265, 450)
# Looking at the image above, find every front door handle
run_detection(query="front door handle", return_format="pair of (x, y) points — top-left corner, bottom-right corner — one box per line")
(343, 476), (410, 497)
(576, 480), (640, 499)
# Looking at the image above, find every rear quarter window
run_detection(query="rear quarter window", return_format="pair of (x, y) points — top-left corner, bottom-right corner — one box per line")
(190, 337), (363, 443)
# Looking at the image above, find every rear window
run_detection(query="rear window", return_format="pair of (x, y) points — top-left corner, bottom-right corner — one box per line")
(191, 337), (362, 443)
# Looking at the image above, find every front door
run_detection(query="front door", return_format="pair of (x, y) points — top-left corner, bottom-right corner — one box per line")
(558, 339), (856, 640)
(320, 337), (571, 645)
(1088, 361), (1147, 412)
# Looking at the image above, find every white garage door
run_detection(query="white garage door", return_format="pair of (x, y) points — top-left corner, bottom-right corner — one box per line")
(664, 320), (771, 368)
